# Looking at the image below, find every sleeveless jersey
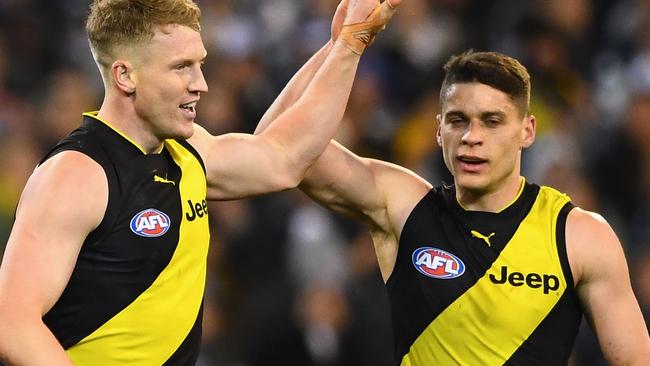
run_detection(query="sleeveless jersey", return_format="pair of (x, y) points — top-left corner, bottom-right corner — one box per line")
(388, 181), (582, 365)
(41, 113), (210, 365)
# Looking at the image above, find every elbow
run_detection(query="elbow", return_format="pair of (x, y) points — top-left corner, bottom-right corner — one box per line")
(275, 158), (310, 191)
(270, 168), (303, 192)
(269, 152), (312, 191)
(284, 174), (303, 191)
(261, 137), (321, 192)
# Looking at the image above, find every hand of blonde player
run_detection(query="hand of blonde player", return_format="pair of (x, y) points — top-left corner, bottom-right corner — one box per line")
(339, 0), (401, 55)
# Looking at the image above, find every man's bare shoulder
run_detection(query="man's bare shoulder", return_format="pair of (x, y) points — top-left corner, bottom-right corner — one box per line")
(20, 151), (108, 222)
(566, 207), (623, 284)
(566, 207), (614, 244)
(34, 151), (106, 189)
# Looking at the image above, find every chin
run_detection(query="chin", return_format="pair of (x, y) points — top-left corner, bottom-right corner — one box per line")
(163, 128), (194, 141)
(454, 174), (490, 192)
(181, 127), (195, 140)
(176, 123), (195, 140)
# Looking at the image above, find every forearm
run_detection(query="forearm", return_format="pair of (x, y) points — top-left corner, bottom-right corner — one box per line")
(0, 318), (73, 365)
(258, 40), (361, 180)
(255, 41), (334, 135)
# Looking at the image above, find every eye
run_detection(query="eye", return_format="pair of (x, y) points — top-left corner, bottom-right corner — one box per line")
(174, 61), (193, 71)
(484, 118), (501, 127)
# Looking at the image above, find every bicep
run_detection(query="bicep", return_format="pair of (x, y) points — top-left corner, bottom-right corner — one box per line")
(301, 141), (431, 234)
(189, 125), (299, 200)
(569, 209), (650, 364)
(300, 142), (382, 219)
(0, 152), (107, 316)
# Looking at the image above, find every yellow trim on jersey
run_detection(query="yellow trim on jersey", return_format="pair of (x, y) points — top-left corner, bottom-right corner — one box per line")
(83, 111), (148, 154)
(67, 140), (210, 365)
(402, 186), (570, 366)
(497, 176), (526, 213)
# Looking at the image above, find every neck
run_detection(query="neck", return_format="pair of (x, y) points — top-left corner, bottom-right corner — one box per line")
(97, 97), (164, 154)
(456, 175), (524, 212)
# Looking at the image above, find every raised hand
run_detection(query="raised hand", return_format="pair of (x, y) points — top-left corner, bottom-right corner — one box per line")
(338, 0), (402, 55)
(343, 0), (379, 25)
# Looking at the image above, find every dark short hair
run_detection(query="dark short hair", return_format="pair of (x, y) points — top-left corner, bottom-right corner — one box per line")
(440, 50), (531, 117)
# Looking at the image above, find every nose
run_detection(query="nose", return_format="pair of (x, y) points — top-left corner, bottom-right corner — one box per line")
(190, 67), (208, 94)
(461, 119), (482, 146)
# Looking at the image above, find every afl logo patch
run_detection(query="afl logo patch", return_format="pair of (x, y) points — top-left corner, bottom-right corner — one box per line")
(130, 208), (171, 237)
(412, 247), (465, 279)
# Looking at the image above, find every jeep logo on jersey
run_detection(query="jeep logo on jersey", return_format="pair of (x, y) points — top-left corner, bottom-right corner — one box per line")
(130, 208), (171, 237)
(489, 266), (560, 294)
(185, 199), (208, 222)
(412, 247), (465, 279)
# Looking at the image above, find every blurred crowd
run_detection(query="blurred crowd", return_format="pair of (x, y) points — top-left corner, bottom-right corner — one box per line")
(0, 0), (649, 365)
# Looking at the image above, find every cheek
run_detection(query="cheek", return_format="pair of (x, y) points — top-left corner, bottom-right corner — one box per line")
(141, 73), (181, 99)
(438, 128), (455, 148)
(494, 134), (521, 166)
(440, 138), (457, 170)
(134, 88), (176, 122)
(438, 134), (452, 154)
(145, 88), (178, 114)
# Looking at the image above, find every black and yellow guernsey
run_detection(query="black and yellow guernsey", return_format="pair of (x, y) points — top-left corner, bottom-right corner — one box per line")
(41, 113), (210, 365)
(388, 180), (582, 365)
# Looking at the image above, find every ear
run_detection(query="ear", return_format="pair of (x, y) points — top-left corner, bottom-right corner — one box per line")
(436, 114), (443, 146)
(521, 114), (536, 148)
(110, 60), (136, 95)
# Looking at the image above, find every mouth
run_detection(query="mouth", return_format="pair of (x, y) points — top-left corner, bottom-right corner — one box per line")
(457, 155), (487, 173)
(179, 101), (198, 120)
(179, 101), (197, 113)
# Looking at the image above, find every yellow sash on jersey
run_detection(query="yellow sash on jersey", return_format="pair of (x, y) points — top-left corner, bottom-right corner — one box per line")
(402, 187), (570, 365)
(67, 140), (210, 365)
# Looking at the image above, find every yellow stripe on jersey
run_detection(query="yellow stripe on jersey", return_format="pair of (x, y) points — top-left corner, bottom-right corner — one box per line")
(402, 186), (570, 366)
(67, 140), (210, 365)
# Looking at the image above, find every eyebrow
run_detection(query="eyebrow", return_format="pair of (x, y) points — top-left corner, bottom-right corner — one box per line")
(480, 111), (506, 120)
(444, 110), (467, 119)
(170, 55), (207, 66)
(444, 110), (507, 119)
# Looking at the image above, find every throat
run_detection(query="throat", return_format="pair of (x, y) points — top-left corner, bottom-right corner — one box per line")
(456, 177), (525, 212)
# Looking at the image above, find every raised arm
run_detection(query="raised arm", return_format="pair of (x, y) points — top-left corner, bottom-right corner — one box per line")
(300, 141), (431, 280)
(190, 0), (400, 200)
(252, 0), (426, 230)
(255, 44), (431, 277)
(567, 208), (650, 365)
(259, 92), (431, 281)
(0, 152), (107, 365)
(251, 0), (430, 280)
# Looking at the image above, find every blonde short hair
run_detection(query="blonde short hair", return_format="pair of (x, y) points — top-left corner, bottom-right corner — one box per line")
(86, 0), (201, 68)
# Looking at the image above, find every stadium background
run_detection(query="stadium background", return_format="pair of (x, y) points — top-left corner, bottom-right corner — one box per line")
(0, 0), (649, 365)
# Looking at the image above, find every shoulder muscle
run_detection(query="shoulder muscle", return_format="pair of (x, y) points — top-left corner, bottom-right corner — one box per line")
(566, 207), (622, 285)
(0, 151), (108, 314)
